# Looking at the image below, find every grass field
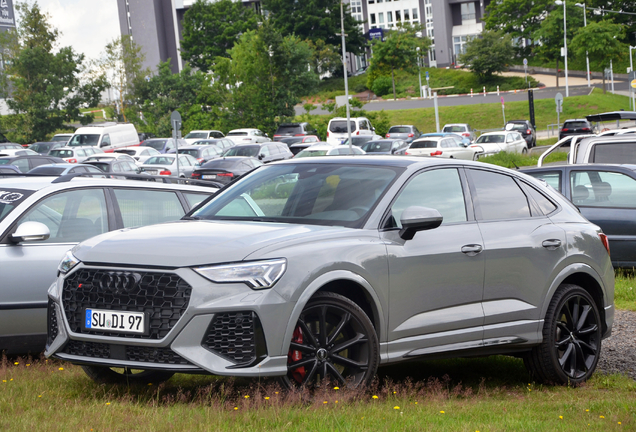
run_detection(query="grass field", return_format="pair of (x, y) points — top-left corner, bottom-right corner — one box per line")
(1, 354), (634, 431)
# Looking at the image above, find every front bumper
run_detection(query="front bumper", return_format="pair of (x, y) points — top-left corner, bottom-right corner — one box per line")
(45, 263), (292, 377)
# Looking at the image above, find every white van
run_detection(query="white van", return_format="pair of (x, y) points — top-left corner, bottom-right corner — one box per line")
(67, 123), (139, 153)
(326, 117), (374, 146)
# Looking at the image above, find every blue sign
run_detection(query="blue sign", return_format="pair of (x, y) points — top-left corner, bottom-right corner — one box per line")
(368, 28), (383, 41)
(425, 71), (429, 80)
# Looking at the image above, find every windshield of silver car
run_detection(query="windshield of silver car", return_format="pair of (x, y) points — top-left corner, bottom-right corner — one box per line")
(190, 163), (400, 227)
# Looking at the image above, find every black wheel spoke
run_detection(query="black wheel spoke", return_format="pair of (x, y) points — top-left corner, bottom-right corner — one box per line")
(332, 333), (368, 353)
(298, 318), (319, 348)
(327, 312), (351, 346)
(576, 305), (591, 331)
(302, 360), (320, 385)
(319, 306), (328, 347)
(555, 337), (570, 348)
(573, 342), (588, 373)
(571, 298), (581, 329)
(325, 362), (346, 384)
(558, 343), (574, 368)
(562, 303), (575, 331)
(331, 353), (368, 370)
(577, 339), (597, 355)
(321, 361), (328, 382)
(289, 341), (316, 354)
(578, 324), (598, 336)
(289, 357), (317, 370)
(556, 321), (570, 333)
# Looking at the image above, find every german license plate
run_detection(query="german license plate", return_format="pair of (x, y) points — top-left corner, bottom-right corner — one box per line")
(202, 174), (217, 179)
(145, 170), (158, 175)
(84, 309), (145, 334)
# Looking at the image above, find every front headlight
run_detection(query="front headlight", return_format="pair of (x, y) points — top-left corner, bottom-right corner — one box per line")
(58, 250), (81, 274)
(194, 258), (287, 290)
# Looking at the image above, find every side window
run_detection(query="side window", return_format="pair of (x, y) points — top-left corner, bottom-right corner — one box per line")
(17, 189), (108, 243)
(469, 169), (530, 220)
(521, 183), (558, 215)
(112, 162), (123, 172)
(183, 192), (209, 209)
(113, 189), (185, 228)
(527, 171), (562, 191)
(389, 168), (467, 228)
(100, 134), (111, 147)
(506, 134), (514, 143)
(13, 159), (30, 172)
(359, 121), (368, 131)
(570, 170), (636, 208)
(180, 156), (191, 166)
(165, 140), (174, 151)
(260, 146), (271, 157)
(76, 149), (86, 157)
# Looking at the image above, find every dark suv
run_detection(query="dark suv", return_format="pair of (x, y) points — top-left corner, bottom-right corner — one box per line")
(273, 122), (317, 141)
(505, 120), (536, 148)
(559, 119), (594, 140)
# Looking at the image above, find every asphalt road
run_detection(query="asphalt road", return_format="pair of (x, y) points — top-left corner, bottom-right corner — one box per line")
(295, 81), (631, 115)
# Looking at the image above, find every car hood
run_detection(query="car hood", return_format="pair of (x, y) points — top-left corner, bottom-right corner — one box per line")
(73, 220), (353, 267)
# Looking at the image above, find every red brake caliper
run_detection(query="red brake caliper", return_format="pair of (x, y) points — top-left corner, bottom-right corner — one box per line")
(288, 325), (306, 383)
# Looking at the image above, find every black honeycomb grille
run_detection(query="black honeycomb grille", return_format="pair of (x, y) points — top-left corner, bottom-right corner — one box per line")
(202, 311), (257, 364)
(47, 299), (59, 347)
(61, 340), (191, 365)
(62, 269), (192, 339)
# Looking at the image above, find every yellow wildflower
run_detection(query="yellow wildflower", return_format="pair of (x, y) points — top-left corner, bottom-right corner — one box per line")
(440, 411), (445, 414)
(372, 395), (379, 399)
(234, 407), (238, 410)
(106, 403), (110, 405)
(244, 395), (249, 399)
(334, 386), (339, 390)
(394, 406), (400, 410)
(600, 416), (605, 419)
(14, 362), (18, 365)
(265, 397), (270, 400)
(559, 416), (563, 419)
(324, 401), (328, 404)
(58, 367), (64, 371)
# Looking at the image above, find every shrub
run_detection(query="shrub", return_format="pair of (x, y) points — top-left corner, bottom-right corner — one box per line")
(372, 76), (392, 97)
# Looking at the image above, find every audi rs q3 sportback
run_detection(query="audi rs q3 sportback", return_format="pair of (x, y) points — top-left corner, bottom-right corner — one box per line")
(46, 156), (614, 388)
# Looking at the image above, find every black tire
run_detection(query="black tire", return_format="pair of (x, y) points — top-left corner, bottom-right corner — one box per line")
(524, 284), (602, 385)
(81, 365), (174, 385)
(522, 147), (528, 155)
(280, 292), (379, 389)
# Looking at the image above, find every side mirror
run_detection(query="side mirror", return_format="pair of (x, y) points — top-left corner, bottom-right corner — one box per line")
(258, 154), (264, 160)
(100, 142), (108, 148)
(399, 206), (443, 240)
(11, 221), (50, 243)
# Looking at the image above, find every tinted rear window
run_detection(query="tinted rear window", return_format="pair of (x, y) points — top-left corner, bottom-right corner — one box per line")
(227, 132), (248, 137)
(29, 143), (52, 153)
(49, 150), (73, 158)
(114, 149), (136, 156)
(178, 149), (199, 157)
(28, 166), (66, 175)
(329, 121), (356, 133)
(410, 140), (438, 149)
(443, 125), (466, 133)
(564, 121), (589, 129)
(144, 140), (168, 150)
(591, 143), (636, 164)
(276, 125), (302, 134)
(361, 141), (392, 152)
(507, 123), (528, 131)
(224, 146), (259, 157)
(389, 126), (411, 133)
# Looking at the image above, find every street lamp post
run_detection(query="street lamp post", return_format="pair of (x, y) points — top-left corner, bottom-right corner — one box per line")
(417, 47), (422, 98)
(630, 45), (635, 111)
(555, 0), (569, 97)
(574, 2), (590, 87)
(339, 1), (352, 150)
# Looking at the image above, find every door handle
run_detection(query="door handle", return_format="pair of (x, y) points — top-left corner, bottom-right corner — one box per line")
(542, 239), (562, 249)
(461, 244), (483, 256)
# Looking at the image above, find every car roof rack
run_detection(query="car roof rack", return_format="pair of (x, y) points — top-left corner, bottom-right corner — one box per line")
(51, 172), (223, 188)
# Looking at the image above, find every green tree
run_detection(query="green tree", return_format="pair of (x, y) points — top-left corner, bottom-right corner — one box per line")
(366, 24), (431, 100)
(180, 0), (258, 72)
(459, 30), (514, 80)
(571, 20), (626, 93)
(96, 35), (150, 122)
(533, 3), (583, 88)
(0, 2), (107, 143)
(133, 61), (219, 136)
(214, 22), (319, 135)
(307, 39), (342, 77)
(484, 0), (551, 55)
(261, 0), (367, 55)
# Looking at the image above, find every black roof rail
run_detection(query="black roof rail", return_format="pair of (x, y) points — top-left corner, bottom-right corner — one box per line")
(51, 172), (223, 188)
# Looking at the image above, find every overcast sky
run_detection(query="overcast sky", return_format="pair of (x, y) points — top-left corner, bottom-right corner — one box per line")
(33, 0), (120, 61)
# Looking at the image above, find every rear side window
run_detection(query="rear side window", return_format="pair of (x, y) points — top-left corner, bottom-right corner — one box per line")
(183, 192), (209, 209)
(590, 143), (636, 164)
(113, 189), (185, 228)
(469, 169), (530, 220)
(570, 170), (636, 208)
(526, 171), (562, 191)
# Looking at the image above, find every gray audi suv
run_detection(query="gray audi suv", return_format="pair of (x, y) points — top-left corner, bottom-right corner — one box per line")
(46, 157), (614, 388)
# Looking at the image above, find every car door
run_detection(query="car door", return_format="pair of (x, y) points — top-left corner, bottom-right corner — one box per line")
(465, 168), (566, 344)
(382, 167), (485, 357)
(0, 188), (110, 343)
(567, 167), (636, 267)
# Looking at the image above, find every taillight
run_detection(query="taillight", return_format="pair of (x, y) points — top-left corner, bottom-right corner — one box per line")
(192, 172), (201, 179)
(526, 129), (531, 134)
(408, 133), (414, 137)
(159, 169), (171, 175)
(598, 233), (610, 255)
(386, 133), (390, 138)
(217, 173), (234, 177)
(197, 158), (204, 163)
(327, 131), (330, 138)
(405, 151), (410, 155)
(294, 134), (304, 136)
(356, 131), (360, 135)
(562, 128), (569, 132)
(66, 158), (77, 163)
(430, 150), (443, 156)
(581, 128), (590, 131)
(462, 132), (470, 137)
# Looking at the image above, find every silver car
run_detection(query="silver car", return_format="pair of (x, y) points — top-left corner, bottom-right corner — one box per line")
(139, 154), (199, 178)
(0, 177), (216, 354)
(46, 157), (613, 388)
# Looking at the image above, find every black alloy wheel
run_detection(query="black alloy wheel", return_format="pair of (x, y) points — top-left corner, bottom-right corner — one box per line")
(81, 365), (174, 385)
(524, 284), (602, 385)
(281, 292), (379, 389)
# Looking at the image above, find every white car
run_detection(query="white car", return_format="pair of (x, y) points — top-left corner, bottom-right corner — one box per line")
(48, 146), (105, 163)
(326, 117), (375, 146)
(183, 130), (225, 144)
(471, 131), (528, 159)
(226, 128), (270, 144)
(294, 144), (366, 158)
(405, 136), (482, 160)
(113, 146), (161, 164)
(0, 148), (39, 157)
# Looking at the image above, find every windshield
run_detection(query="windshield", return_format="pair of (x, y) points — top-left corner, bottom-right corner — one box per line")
(49, 149), (73, 158)
(223, 146), (259, 157)
(410, 140), (438, 149)
(191, 163), (400, 227)
(68, 134), (100, 147)
(29, 143), (52, 153)
(295, 150), (328, 158)
(0, 189), (34, 223)
(361, 141), (392, 153)
(185, 132), (207, 139)
(144, 139), (168, 151)
(51, 135), (71, 142)
(329, 121), (356, 133)
(145, 156), (175, 165)
(476, 135), (504, 144)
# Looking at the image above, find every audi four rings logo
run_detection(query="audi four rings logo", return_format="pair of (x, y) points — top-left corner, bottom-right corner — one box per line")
(96, 272), (141, 293)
